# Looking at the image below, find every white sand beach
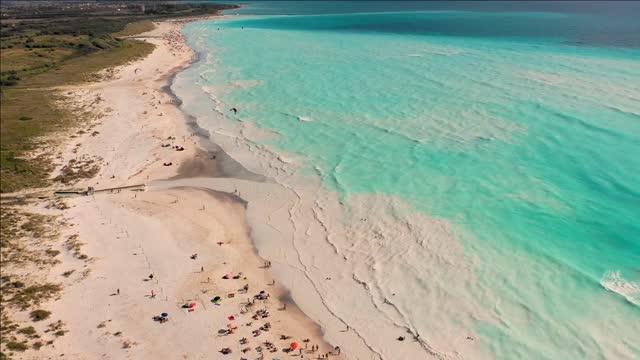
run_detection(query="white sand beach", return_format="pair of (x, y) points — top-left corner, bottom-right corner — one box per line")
(17, 20), (342, 360)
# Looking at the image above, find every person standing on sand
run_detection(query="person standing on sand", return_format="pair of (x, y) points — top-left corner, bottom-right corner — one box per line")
(117, 288), (120, 295)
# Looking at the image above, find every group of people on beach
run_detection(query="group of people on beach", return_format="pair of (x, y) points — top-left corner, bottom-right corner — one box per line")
(160, 135), (186, 167)
(180, 250), (338, 358)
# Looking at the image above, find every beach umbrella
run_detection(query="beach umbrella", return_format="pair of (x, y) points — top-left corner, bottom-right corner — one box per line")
(161, 313), (168, 318)
(290, 342), (298, 350)
(259, 290), (266, 294)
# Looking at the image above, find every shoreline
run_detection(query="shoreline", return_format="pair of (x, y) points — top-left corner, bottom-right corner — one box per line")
(161, 17), (481, 360)
(13, 17), (343, 360)
(160, 40), (265, 182)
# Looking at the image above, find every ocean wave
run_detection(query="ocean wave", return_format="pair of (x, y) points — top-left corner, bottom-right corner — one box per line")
(600, 271), (640, 306)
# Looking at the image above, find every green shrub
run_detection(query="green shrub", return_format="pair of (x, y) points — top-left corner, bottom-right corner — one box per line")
(6, 341), (28, 351)
(18, 326), (36, 335)
(0, 79), (17, 86)
(29, 309), (51, 322)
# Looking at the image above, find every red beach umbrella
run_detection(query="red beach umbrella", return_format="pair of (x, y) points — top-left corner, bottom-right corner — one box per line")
(290, 342), (298, 350)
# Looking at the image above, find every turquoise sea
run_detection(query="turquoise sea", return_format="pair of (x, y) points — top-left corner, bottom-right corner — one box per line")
(177, 2), (640, 359)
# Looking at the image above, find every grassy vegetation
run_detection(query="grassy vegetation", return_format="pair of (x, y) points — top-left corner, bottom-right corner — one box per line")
(1, 25), (154, 192)
(64, 234), (88, 260)
(113, 20), (156, 38)
(29, 310), (51, 322)
(0, 16), (153, 86)
(5, 341), (28, 352)
(0, 206), (62, 354)
(17, 326), (37, 337)
(0, 12), (161, 193)
(7, 283), (62, 311)
(53, 158), (101, 185)
(0, 1), (231, 193)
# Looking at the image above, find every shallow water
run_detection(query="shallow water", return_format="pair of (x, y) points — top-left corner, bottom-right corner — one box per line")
(175, 2), (640, 359)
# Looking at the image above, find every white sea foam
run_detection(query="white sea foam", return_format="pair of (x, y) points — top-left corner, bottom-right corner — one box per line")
(425, 48), (464, 56)
(228, 79), (261, 89)
(297, 115), (313, 122)
(601, 271), (640, 306)
(277, 155), (295, 164)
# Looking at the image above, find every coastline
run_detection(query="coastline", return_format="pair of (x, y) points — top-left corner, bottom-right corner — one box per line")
(161, 18), (477, 360)
(16, 18), (342, 359)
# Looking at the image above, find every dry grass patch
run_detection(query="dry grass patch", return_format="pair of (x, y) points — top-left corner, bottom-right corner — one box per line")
(54, 157), (101, 185)
(0, 206), (65, 355)
(0, 208), (61, 267)
(1, 38), (153, 193)
(6, 283), (62, 311)
(113, 20), (156, 38)
(64, 234), (87, 260)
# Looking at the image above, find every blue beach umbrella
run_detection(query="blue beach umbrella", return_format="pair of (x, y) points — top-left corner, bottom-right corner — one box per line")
(161, 313), (168, 318)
